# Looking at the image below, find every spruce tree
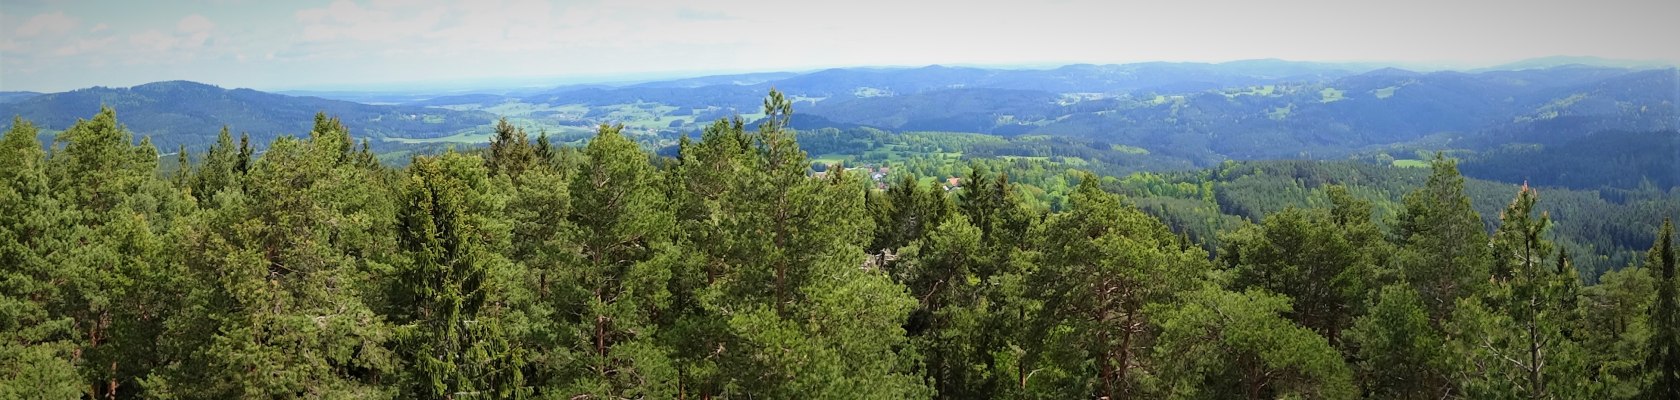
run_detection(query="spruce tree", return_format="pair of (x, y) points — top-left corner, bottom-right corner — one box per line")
(392, 152), (526, 398)
(487, 118), (537, 178)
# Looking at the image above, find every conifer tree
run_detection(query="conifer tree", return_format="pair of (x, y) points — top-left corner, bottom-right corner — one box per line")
(1220, 206), (1368, 344)
(0, 117), (81, 398)
(1030, 176), (1208, 398)
(487, 118), (537, 178)
(1347, 284), (1453, 399)
(549, 123), (681, 397)
(1650, 218), (1679, 399)
(392, 152), (526, 398)
(1153, 286), (1355, 399)
(1395, 153), (1491, 322)
(670, 90), (926, 398)
(196, 125), (398, 398)
(1458, 185), (1586, 398)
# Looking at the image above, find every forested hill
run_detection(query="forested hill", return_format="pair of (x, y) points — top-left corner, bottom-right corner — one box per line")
(3, 91), (1679, 399)
(1105, 159), (1680, 277)
(0, 80), (494, 152)
(6, 62), (1673, 175)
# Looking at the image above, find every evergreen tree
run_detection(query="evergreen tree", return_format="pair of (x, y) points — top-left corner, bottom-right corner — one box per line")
(671, 90), (926, 398)
(191, 125), (242, 203)
(1576, 263), (1655, 398)
(1153, 286), (1356, 399)
(534, 130), (555, 166)
(173, 145), (192, 190)
(869, 174), (953, 255)
(1220, 206), (1369, 345)
(487, 118), (538, 178)
(1455, 185), (1586, 398)
(391, 152), (527, 398)
(549, 123), (681, 397)
(195, 128), (398, 398)
(0, 117), (82, 398)
(1347, 284), (1453, 399)
(1029, 176), (1208, 398)
(1395, 153), (1490, 322)
(1650, 218), (1679, 399)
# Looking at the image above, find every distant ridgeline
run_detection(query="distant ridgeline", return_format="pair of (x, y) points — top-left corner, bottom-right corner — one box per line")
(3, 89), (1679, 398)
(3, 62), (1674, 191)
(0, 80), (495, 152)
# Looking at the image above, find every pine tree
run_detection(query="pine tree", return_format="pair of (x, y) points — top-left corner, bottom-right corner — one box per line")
(1347, 284), (1453, 399)
(1395, 153), (1490, 322)
(1458, 185), (1586, 398)
(1153, 286), (1355, 399)
(1650, 218), (1679, 399)
(1029, 176), (1208, 398)
(1575, 261), (1654, 398)
(196, 125), (398, 398)
(549, 123), (681, 397)
(670, 90), (926, 398)
(1220, 206), (1369, 345)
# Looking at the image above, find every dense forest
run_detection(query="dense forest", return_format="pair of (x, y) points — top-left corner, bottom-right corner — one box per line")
(3, 90), (1679, 399)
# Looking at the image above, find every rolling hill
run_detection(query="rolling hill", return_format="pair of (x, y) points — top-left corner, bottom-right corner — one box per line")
(0, 80), (495, 151)
(4, 60), (1673, 191)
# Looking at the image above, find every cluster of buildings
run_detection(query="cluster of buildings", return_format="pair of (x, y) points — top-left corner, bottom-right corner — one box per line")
(811, 164), (963, 191)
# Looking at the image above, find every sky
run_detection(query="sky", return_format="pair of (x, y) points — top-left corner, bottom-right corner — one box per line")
(2, 0), (1678, 92)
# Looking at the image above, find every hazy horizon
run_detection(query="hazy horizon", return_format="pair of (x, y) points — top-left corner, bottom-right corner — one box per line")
(4, 0), (1678, 92)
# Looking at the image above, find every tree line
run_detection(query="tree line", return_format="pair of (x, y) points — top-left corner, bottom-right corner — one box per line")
(2, 90), (1678, 399)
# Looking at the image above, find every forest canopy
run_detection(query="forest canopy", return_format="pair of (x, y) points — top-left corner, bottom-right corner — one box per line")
(2, 90), (1678, 399)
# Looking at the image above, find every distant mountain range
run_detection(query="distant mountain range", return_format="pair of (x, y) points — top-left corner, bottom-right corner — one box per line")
(0, 81), (494, 151)
(2, 59), (1673, 170)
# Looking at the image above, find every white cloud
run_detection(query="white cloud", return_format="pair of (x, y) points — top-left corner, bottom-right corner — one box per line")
(177, 14), (214, 34)
(176, 15), (216, 49)
(296, 0), (447, 42)
(52, 36), (117, 57)
(129, 30), (177, 52)
(89, 23), (110, 33)
(119, 15), (218, 55)
(15, 11), (79, 37)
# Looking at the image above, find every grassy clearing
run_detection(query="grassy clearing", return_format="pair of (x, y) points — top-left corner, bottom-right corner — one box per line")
(1319, 88), (1346, 103)
(1222, 85), (1278, 98)
(382, 130), (494, 144)
(1268, 104), (1294, 120)
(811, 154), (853, 165)
(1110, 144), (1149, 155)
(1373, 86), (1400, 99)
(1391, 159), (1430, 168)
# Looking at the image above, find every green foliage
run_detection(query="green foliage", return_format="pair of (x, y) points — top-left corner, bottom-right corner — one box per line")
(1577, 265), (1655, 398)
(1347, 285), (1453, 399)
(1219, 204), (1373, 345)
(1650, 218), (1680, 399)
(1026, 177), (1210, 398)
(1152, 286), (1356, 399)
(391, 152), (526, 398)
(2, 91), (1676, 399)
(486, 118), (539, 179)
(1450, 186), (1588, 399)
(1395, 154), (1492, 321)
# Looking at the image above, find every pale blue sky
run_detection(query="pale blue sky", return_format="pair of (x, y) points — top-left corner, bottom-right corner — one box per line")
(3, 0), (1677, 92)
